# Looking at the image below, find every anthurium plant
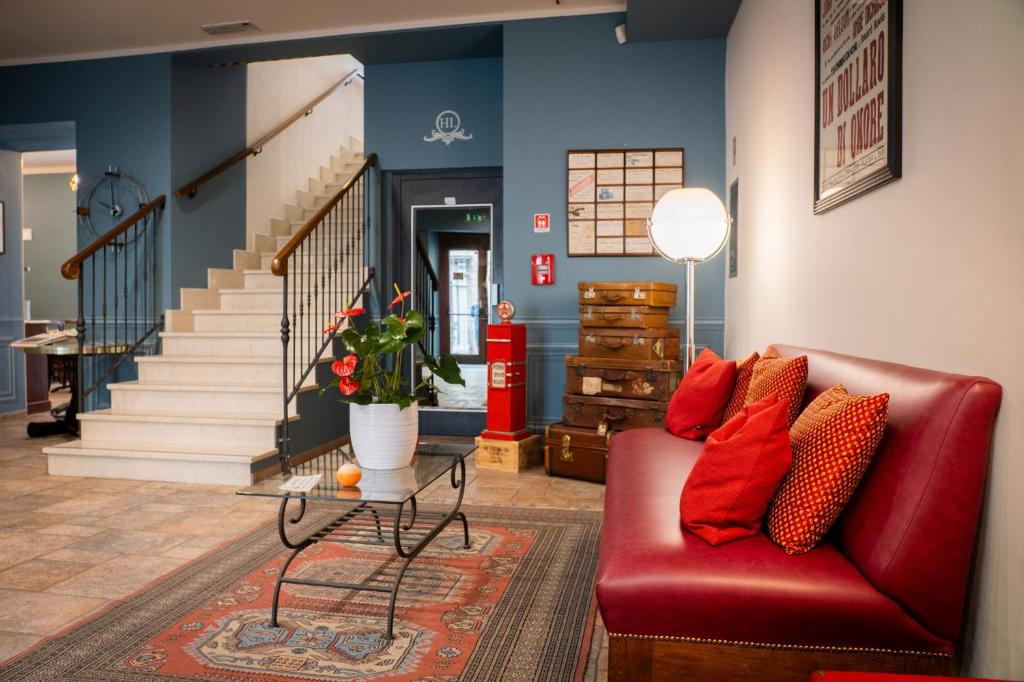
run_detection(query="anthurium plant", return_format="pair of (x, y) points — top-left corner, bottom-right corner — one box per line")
(320, 284), (465, 409)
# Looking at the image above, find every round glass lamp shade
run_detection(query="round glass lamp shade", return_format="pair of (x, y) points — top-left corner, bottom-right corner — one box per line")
(648, 188), (730, 263)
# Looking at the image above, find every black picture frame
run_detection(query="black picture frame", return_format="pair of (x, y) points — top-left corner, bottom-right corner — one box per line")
(814, 0), (902, 214)
(728, 180), (738, 278)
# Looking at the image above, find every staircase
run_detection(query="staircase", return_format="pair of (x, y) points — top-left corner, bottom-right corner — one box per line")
(44, 139), (368, 486)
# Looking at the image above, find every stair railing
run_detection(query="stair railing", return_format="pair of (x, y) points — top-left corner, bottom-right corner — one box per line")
(174, 67), (363, 200)
(61, 195), (166, 412)
(414, 234), (439, 358)
(271, 153), (378, 473)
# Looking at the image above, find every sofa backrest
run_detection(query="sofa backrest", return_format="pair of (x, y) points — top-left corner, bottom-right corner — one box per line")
(772, 345), (1001, 643)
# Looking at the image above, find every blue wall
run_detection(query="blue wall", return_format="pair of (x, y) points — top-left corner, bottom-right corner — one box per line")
(366, 58), (502, 170)
(169, 58), (247, 304)
(0, 55), (174, 308)
(503, 14), (726, 427)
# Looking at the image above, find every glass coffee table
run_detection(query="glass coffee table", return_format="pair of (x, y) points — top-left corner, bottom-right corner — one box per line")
(237, 442), (474, 640)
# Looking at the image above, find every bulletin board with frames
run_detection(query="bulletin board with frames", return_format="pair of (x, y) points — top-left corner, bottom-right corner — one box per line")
(566, 148), (684, 257)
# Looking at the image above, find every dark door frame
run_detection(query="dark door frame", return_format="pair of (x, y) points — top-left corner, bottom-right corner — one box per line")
(385, 167), (502, 436)
(437, 231), (490, 363)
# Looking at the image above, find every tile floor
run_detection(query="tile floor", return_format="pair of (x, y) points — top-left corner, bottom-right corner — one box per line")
(0, 409), (608, 678)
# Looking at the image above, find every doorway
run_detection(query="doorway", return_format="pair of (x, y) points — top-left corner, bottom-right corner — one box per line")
(439, 231), (490, 363)
(389, 169), (502, 435)
(411, 205), (492, 412)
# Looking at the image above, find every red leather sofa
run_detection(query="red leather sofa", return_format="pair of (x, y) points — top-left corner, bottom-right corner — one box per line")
(597, 345), (1002, 681)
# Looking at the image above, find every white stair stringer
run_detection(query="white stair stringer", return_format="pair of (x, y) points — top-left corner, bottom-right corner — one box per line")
(44, 141), (367, 486)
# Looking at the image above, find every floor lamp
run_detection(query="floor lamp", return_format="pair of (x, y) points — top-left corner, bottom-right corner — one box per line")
(647, 188), (731, 372)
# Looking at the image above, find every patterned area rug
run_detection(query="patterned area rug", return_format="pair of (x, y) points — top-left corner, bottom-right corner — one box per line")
(0, 504), (601, 681)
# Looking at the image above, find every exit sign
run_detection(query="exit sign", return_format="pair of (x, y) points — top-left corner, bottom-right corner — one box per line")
(465, 211), (488, 223)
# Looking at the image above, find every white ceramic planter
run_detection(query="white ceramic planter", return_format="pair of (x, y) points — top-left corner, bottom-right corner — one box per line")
(349, 402), (419, 469)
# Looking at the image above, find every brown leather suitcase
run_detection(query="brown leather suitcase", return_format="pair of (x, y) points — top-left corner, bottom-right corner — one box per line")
(562, 394), (669, 433)
(579, 327), (680, 361)
(579, 304), (669, 329)
(578, 281), (677, 308)
(544, 422), (611, 483)
(564, 356), (682, 402)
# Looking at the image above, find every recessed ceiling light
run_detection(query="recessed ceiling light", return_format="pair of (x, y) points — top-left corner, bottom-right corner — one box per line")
(200, 20), (260, 36)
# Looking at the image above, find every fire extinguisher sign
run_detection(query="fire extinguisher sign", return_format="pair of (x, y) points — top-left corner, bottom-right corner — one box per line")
(533, 213), (550, 233)
(532, 254), (554, 285)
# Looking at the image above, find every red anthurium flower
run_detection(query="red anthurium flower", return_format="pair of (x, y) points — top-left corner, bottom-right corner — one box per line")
(388, 290), (413, 309)
(337, 376), (360, 396)
(322, 323), (340, 335)
(334, 307), (366, 320)
(331, 353), (358, 377)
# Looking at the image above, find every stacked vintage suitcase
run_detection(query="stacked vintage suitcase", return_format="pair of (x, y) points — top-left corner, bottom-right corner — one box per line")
(544, 281), (683, 483)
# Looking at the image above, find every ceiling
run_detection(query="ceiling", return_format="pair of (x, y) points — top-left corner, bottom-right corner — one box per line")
(22, 149), (77, 175)
(0, 0), (624, 66)
(626, 0), (741, 41)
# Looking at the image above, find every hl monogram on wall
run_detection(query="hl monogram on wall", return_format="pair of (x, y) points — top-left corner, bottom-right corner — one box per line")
(423, 110), (474, 145)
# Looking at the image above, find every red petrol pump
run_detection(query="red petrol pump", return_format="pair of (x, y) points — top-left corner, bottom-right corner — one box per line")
(474, 300), (542, 470)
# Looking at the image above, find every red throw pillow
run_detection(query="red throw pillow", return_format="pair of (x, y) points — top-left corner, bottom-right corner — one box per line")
(767, 385), (889, 555)
(720, 351), (760, 424)
(665, 348), (737, 440)
(680, 394), (793, 545)
(745, 350), (808, 426)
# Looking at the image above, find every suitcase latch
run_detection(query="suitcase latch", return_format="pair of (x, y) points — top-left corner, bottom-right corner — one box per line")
(560, 434), (573, 462)
(633, 287), (645, 300)
(584, 287), (596, 299)
(645, 368), (658, 381)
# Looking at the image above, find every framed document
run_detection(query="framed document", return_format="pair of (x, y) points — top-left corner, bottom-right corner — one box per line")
(814, 0), (902, 213)
(566, 147), (684, 256)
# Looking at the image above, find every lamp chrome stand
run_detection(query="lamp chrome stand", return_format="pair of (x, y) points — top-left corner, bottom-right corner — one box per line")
(684, 259), (696, 373)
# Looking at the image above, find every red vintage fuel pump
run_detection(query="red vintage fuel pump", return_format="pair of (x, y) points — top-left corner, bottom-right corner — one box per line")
(475, 300), (542, 470)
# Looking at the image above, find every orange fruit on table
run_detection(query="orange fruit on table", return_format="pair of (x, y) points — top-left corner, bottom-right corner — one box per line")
(336, 462), (362, 487)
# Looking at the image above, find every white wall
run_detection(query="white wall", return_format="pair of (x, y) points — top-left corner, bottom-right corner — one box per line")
(725, 0), (1023, 678)
(245, 54), (363, 246)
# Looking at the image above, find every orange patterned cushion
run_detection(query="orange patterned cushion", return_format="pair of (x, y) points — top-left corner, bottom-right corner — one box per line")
(720, 352), (760, 424)
(745, 351), (808, 426)
(766, 385), (890, 555)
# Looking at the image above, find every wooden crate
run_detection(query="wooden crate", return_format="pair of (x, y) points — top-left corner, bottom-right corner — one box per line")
(474, 435), (543, 472)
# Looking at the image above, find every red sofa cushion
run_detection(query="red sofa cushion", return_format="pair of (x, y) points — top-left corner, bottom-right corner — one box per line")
(680, 394), (792, 545)
(597, 428), (951, 653)
(746, 350), (808, 426)
(665, 348), (737, 440)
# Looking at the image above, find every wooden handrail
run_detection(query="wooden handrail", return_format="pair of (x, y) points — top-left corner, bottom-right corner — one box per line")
(271, 154), (377, 276)
(174, 67), (363, 199)
(61, 195), (166, 280)
(415, 235), (439, 289)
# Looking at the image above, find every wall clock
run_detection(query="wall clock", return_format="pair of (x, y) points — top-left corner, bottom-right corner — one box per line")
(76, 166), (149, 242)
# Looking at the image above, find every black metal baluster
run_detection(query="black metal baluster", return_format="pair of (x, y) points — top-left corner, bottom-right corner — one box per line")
(281, 270), (291, 473)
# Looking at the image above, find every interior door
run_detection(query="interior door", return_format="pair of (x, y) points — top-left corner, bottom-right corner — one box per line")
(439, 232), (490, 364)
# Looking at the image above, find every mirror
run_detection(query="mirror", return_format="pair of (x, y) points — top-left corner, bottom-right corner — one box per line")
(410, 205), (493, 411)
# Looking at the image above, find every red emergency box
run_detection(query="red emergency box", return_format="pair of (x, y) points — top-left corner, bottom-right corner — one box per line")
(481, 322), (529, 441)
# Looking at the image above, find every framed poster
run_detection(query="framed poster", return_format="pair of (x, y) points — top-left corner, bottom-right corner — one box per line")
(567, 147), (684, 256)
(814, 0), (902, 214)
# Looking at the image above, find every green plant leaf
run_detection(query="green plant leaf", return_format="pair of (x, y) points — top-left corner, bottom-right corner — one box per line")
(423, 353), (465, 386)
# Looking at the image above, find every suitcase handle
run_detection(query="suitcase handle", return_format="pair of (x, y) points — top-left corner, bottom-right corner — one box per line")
(595, 313), (624, 322)
(603, 409), (628, 422)
(595, 336), (626, 349)
(597, 292), (625, 302)
(601, 370), (626, 381)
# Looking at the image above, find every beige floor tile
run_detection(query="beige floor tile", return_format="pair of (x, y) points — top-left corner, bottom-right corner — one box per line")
(35, 493), (139, 516)
(45, 555), (184, 600)
(36, 523), (108, 538)
(0, 560), (93, 591)
(0, 531), (76, 571)
(161, 544), (211, 560)
(0, 590), (105, 635)
(65, 529), (190, 556)
(39, 547), (121, 565)
(0, 630), (44, 664)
